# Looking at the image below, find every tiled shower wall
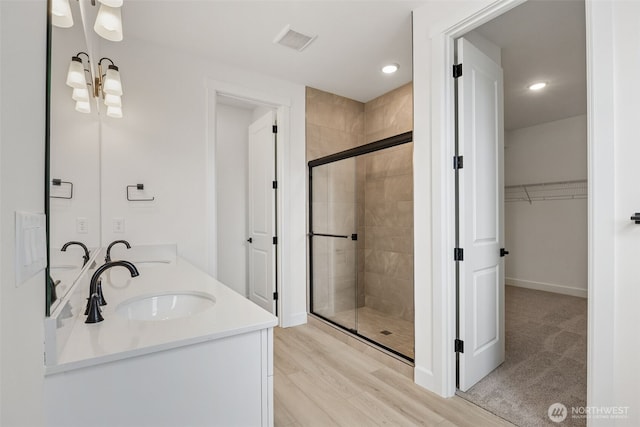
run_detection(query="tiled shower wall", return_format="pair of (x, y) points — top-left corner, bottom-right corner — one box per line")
(307, 88), (364, 316)
(306, 84), (413, 322)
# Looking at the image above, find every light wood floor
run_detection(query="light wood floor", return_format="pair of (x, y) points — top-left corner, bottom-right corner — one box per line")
(274, 323), (514, 427)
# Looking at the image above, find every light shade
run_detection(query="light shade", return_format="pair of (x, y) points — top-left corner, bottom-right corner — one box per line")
(94, 4), (123, 42)
(103, 65), (123, 96)
(52, 0), (73, 28)
(106, 106), (123, 119)
(104, 93), (122, 107)
(66, 57), (86, 89)
(97, 0), (123, 7)
(72, 87), (90, 103)
(75, 101), (91, 114)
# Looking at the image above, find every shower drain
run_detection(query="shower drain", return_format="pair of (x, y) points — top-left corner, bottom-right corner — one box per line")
(380, 330), (392, 335)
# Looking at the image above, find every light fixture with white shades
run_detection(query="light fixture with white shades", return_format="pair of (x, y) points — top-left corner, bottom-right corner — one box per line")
(99, 58), (123, 96)
(52, 0), (74, 28)
(96, 57), (124, 117)
(52, 0), (124, 43)
(94, 1), (123, 42)
(65, 52), (92, 113)
(64, 53), (124, 118)
(72, 87), (91, 103)
(65, 54), (88, 89)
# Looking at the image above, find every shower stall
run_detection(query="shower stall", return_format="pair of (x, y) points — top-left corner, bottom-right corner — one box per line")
(309, 132), (414, 361)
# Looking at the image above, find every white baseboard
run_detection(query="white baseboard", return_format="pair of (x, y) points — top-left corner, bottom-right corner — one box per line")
(506, 277), (587, 298)
(281, 311), (307, 328)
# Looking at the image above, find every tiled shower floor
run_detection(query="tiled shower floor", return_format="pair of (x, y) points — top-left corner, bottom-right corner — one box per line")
(331, 306), (414, 359)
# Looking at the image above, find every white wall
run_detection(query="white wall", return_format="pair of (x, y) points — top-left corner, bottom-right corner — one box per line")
(612, 1), (640, 422)
(0, 1), (47, 425)
(505, 115), (587, 185)
(504, 115), (587, 297)
(215, 104), (253, 297)
(97, 36), (307, 326)
(463, 30), (501, 65)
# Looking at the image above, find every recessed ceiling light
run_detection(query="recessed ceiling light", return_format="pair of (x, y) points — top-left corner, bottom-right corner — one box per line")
(528, 82), (547, 91)
(382, 63), (399, 74)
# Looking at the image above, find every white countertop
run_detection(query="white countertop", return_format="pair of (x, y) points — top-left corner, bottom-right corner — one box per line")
(46, 256), (278, 375)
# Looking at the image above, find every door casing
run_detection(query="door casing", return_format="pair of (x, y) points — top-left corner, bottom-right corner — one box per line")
(421, 0), (616, 407)
(206, 79), (291, 325)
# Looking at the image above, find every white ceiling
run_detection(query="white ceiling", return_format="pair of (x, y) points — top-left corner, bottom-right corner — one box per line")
(474, 0), (586, 130)
(120, 0), (585, 126)
(122, 1), (423, 103)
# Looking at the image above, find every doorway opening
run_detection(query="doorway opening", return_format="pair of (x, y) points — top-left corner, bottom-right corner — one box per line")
(213, 93), (281, 317)
(452, 1), (587, 425)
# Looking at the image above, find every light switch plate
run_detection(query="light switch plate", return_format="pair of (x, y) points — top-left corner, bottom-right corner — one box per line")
(113, 217), (125, 233)
(76, 217), (88, 234)
(15, 211), (47, 287)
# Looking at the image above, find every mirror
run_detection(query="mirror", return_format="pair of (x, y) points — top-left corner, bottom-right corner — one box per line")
(47, 1), (101, 314)
(45, 1), (414, 316)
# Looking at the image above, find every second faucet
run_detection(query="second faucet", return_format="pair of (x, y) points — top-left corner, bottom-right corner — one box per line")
(105, 240), (131, 263)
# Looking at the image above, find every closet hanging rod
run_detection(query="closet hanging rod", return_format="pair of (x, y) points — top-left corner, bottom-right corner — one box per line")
(504, 178), (587, 189)
(505, 179), (587, 204)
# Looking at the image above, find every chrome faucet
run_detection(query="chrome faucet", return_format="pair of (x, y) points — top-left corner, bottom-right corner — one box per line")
(61, 241), (90, 267)
(105, 239), (131, 263)
(85, 260), (139, 324)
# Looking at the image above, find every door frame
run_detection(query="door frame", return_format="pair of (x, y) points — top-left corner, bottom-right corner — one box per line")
(206, 79), (291, 324)
(426, 0), (616, 408)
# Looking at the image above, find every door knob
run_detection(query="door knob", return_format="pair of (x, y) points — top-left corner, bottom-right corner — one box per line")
(500, 248), (509, 257)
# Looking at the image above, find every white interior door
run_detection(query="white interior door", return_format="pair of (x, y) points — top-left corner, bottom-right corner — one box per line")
(248, 111), (276, 314)
(457, 37), (505, 391)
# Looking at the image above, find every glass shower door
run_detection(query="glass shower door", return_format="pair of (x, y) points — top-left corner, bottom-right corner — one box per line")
(309, 157), (358, 331)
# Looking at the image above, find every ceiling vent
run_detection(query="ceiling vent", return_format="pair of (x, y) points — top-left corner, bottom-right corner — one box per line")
(273, 25), (317, 52)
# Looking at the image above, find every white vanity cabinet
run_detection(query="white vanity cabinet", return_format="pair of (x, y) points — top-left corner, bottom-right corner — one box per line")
(44, 328), (273, 427)
(44, 247), (276, 427)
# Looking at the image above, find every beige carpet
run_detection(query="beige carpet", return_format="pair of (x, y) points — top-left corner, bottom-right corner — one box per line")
(457, 286), (587, 427)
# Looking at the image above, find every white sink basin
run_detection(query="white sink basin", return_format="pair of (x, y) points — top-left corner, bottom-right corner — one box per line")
(115, 292), (216, 321)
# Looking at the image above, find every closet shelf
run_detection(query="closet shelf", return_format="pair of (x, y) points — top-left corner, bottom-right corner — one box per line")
(505, 179), (587, 204)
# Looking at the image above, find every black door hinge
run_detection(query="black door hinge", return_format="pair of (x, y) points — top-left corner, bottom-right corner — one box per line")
(351, 233), (358, 241)
(453, 155), (464, 169)
(454, 248), (464, 261)
(272, 181), (278, 189)
(273, 291), (278, 301)
(453, 64), (463, 78)
(272, 125), (278, 133)
(500, 248), (510, 257)
(273, 236), (278, 245)
(455, 339), (464, 353)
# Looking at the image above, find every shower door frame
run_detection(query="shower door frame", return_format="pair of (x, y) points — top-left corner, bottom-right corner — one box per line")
(308, 131), (414, 362)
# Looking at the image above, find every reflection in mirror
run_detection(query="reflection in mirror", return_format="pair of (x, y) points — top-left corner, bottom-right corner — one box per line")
(45, 2), (415, 320)
(48, 1), (101, 314)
